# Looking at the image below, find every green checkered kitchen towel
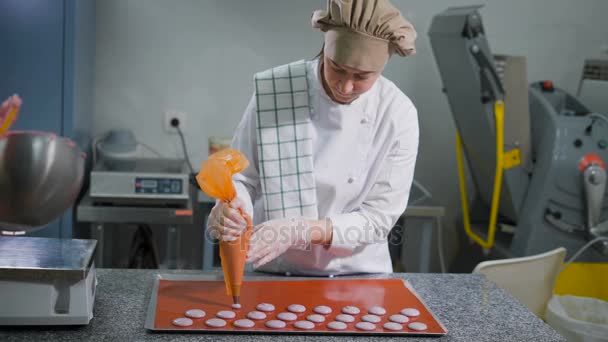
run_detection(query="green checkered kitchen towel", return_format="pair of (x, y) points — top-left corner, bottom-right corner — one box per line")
(254, 60), (318, 220)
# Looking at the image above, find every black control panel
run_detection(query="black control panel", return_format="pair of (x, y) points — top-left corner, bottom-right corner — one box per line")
(135, 178), (182, 194)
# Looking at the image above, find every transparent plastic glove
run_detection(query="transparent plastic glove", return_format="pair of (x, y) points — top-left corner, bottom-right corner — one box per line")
(207, 197), (247, 242)
(246, 217), (312, 268)
(0, 94), (22, 131)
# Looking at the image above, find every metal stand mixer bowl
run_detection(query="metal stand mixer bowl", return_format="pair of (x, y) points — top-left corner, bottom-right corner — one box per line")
(0, 131), (86, 234)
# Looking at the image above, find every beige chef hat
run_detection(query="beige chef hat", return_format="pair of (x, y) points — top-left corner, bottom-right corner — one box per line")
(312, 0), (417, 72)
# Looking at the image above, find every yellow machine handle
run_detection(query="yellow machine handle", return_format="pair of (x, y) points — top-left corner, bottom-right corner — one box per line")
(456, 100), (514, 251)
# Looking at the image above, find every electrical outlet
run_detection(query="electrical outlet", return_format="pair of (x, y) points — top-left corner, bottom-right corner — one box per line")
(164, 110), (187, 133)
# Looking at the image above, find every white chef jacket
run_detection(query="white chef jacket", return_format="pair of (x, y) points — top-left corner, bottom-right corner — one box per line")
(231, 58), (419, 276)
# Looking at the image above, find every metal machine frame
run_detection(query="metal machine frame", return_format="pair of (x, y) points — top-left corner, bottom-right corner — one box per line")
(429, 5), (608, 260)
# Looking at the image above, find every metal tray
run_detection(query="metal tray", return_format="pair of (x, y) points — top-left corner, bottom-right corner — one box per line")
(144, 273), (447, 336)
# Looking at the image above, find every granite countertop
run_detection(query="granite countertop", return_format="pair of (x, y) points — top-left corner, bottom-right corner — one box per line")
(0, 269), (564, 341)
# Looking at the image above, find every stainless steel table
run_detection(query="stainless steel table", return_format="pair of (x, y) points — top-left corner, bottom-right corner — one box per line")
(401, 205), (446, 273)
(76, 191), (195, 269)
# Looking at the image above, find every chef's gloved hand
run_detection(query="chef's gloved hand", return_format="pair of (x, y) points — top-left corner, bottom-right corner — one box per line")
(246, 217), (323, 268)
(207, 197), (247, 242)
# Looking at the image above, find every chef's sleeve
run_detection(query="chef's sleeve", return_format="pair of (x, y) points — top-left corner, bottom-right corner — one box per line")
(327, 101), (419, 256)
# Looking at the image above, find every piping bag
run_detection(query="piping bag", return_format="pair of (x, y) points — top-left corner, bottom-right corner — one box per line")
(195, 148), (251, 305)
(0, 94), (22, 135)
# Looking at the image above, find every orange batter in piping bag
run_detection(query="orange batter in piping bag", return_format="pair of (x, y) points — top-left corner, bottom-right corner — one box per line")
(196, 148), (251, 305)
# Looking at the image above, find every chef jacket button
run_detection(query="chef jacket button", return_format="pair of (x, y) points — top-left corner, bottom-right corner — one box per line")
(348, 177), (356, 184)
(360, 118), (368, 124)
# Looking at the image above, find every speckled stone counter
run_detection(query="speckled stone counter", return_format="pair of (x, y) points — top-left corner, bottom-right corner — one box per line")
(0, 269), (564, 341)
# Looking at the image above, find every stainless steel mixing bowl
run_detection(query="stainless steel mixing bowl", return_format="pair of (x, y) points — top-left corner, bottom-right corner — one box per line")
(0, 131), (85, 234)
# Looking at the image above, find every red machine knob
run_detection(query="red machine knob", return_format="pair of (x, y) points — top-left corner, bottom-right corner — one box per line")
(579, 153), (606, 172)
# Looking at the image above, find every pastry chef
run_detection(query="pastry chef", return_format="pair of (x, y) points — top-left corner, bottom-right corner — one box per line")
(208, 0), (418, 276)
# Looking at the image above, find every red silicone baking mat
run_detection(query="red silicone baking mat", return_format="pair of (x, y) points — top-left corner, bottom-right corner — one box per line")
(145, 275), (447, 336)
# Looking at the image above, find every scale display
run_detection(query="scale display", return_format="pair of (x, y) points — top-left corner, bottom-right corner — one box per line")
(135, 178), (183, 194)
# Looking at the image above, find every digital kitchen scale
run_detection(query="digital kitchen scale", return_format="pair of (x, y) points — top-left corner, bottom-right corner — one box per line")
(0, 236), (97, 325)
(90, 158), (190, 206)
